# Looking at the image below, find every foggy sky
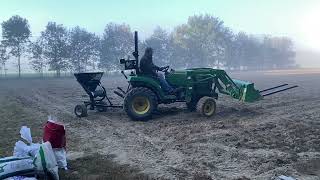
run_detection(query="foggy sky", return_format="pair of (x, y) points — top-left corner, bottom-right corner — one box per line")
(1, 0), (320, 71)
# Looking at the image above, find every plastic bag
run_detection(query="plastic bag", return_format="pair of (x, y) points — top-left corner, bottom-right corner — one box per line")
(13, 126), (40, 158)
(13, 141), (40, 158)
(3, 126), (59, 180)
(0, 156), (35, 179)
(34, 142), (59, 180)
(53, 148), (67, 170)
(20, 126), (32, 144)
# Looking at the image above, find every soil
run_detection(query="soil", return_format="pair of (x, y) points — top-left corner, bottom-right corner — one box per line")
(0, 70), (319, 180)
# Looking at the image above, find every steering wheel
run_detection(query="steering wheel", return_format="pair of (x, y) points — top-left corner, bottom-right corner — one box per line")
(161, 66), (170, 73)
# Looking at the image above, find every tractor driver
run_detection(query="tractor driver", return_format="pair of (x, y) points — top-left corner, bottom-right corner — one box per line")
(140, 47), (182, 95)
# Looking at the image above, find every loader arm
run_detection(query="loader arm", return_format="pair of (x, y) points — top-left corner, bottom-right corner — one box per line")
(212, 70), (262, 102)
(214, 70), (241, 99)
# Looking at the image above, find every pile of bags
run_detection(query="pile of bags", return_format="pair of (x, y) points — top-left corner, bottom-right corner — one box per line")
(0, 116), (68, 180)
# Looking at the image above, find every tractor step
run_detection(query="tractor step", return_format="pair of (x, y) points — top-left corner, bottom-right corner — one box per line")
(164, 95), (177, 99)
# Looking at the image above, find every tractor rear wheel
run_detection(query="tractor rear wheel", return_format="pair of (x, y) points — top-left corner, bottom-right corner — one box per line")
(124, 87), (158, 121)
(197, 96), (216, 117)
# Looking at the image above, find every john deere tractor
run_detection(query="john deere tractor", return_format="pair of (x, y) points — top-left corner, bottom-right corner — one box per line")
(118, 31), (297, 121)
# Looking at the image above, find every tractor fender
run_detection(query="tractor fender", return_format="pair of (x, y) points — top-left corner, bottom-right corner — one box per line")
(128, 76), (166, 102)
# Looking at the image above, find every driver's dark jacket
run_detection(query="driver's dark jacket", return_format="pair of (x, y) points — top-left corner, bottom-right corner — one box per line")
(139, 55), (160, 77)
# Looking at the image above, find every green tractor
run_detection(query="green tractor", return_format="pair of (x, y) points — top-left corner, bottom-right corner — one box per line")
(119, 31), (297, 121)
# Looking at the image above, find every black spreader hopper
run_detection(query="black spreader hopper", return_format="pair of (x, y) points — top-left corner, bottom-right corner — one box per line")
(74, 72), (124, 117)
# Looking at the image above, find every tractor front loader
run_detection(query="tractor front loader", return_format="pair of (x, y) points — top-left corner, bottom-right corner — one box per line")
(119, 31), (298, 121)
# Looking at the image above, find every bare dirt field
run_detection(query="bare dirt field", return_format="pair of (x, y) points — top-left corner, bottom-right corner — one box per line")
(0, 70), (320, 180)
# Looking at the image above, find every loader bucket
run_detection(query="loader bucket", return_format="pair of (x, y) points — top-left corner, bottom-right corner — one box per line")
(232, 79), (262, 102)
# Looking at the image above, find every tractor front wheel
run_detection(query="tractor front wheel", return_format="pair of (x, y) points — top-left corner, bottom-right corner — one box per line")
(124, 87), (158, 121)
(197, 96), (216, 117)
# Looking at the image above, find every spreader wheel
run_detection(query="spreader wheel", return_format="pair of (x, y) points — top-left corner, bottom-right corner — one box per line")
(124, 87), (158, 121)
(197, 96), (216, 117)
(74, 104), (88, 117)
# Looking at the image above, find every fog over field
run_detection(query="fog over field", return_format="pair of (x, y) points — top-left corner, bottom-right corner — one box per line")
(1, 0), (320, 76)
(1, 1), (320, 180)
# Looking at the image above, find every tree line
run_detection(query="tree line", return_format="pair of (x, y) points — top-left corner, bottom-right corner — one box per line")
(0, 14), (296, 77)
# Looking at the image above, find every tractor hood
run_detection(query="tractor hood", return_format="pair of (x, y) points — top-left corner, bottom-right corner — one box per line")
(166, 68), (262, 102)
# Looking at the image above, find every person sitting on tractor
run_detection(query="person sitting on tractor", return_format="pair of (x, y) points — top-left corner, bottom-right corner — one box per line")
(140, 47), (182, 94)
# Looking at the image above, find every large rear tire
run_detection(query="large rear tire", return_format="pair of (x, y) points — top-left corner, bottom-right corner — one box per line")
(197, 96), (216, 117)
(124, 87), (158, 121)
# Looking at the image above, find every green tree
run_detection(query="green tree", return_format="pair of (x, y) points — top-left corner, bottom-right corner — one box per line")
(40, 22), (69, 77)
(245, 36), (262, 70)
(28, 39), (46, 76)
(276, 37), (295, 68)
(262, 36), (295, 69)
(144, 27), (172, 66)
(219, 28), (234, 69)
(1, 15), (31, 77)
(172, 14), (231, 68)
(228, 32), (248, 70)
(99, 23), (133, 71)
(231, 32), (263, 70)
(69, 26), (100, 72)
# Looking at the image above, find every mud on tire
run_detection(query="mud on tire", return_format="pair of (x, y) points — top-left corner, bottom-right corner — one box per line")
(197, 96), (216, 117)
(124, 87), (158, 121)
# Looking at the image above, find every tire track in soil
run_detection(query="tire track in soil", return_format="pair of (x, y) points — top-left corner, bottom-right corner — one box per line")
(1, 72), (320, 179)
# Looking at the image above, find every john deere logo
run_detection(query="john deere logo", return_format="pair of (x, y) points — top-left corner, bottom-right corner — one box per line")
(0, 164), (7, 173)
